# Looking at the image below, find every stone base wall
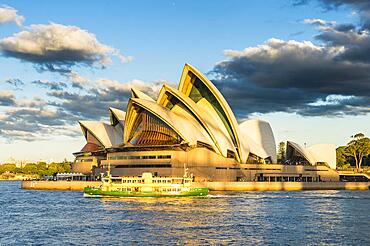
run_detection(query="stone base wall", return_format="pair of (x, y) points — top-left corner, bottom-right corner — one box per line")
(202, 181), (370, 191)
(21, 181), (100, 191)
(21, 180), (369, 191)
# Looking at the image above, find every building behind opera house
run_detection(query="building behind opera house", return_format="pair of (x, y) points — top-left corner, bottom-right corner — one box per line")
(72, 64), (340, 182)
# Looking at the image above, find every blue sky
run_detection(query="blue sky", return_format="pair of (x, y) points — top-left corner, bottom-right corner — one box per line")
(0, 0), (369, 162)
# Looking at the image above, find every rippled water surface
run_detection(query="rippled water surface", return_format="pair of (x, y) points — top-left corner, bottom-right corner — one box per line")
(1, 181), (370, 245)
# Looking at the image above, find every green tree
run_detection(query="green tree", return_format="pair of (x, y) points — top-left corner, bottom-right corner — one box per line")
(336, 146), (348, 168)
(0, 164), (17, 174)
(36, 162), (47, 176)
(277, 141), (286, 162)
(345, 133), (370, 171)
(22, 163), (38, 174)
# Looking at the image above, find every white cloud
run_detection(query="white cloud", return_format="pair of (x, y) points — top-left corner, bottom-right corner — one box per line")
(304, 18), (335, 26)
(0, 23), (132, 72)
(223, 38), (343, 62)
(0, 5), (24, 26)
(0, 90), (15, 106)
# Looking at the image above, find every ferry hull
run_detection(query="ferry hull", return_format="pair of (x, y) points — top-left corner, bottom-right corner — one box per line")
(83, 187), (209, 198)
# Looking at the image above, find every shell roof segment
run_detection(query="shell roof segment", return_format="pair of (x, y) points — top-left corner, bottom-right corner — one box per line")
(124, 98), (215, 148)
(131, 88), (155, 101)
(178, 63), (245, 162)
(109, 107), (126, 126)
(157, 84), (223, 155)
(239, 119), (276, 163)
(286, 141), (336, 169)
(79, 121), (123, 148)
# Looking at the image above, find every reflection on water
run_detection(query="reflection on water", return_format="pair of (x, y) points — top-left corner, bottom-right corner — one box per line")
(1, 181), (370, 245)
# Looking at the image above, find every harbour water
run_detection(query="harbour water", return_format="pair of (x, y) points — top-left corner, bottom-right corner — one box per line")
(1, 181), (370, 245)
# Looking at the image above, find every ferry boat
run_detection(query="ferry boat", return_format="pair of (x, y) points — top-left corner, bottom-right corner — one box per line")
(83, 168), (208, 198)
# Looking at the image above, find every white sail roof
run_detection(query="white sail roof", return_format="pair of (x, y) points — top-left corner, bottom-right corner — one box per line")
(79, 121), (123, 148)
(109, 107), (126, 125)
(177, 63), (246, 162)
(239, 119), (277, 163)
(287, 141), (336, 169)
(124, 98), (215, 148)
(131, 88), (155, 101)
(157, 84), (236, 156)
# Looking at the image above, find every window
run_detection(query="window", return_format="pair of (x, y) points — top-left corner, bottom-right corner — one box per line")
(115, 164), (172, 168)
(227, 150), (236, 159)
(187, 73), (237, 147)
(128, 109), (182, 145)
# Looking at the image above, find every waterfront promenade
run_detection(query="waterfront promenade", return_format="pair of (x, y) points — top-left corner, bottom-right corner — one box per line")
(21, 180), (370, 191)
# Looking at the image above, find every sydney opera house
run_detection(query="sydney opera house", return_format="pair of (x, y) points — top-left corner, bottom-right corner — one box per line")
(73, 64), (339, 182)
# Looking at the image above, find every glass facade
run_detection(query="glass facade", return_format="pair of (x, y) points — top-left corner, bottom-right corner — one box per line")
(108, 155), (171, 160)
(187, 71), (237, 147)
(128, 109), (182, 145)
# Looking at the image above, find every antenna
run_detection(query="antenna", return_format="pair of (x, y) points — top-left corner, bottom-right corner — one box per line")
(107, 162), (111, 177)
(183, 163), (189, 178)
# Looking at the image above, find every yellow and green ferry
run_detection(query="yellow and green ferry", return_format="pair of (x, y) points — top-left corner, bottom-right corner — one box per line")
(83, 169), (208, 198)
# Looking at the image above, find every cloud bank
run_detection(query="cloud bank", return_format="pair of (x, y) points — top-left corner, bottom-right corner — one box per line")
(0, 23), (132, 74)
(0, 76), (164, 141)
(211, 1), (370, 117)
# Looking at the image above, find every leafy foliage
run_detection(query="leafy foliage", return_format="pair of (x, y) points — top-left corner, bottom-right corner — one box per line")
(277, 142), (286, 163)
(336, 133), (370, 170)
(345, 134), (370, 170)
(0, 161), (72, 177)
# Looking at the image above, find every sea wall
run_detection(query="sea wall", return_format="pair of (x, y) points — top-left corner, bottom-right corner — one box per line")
(21, 181), (100, 191)
(21, 180), (370, 191)
(201, 181), (370, 191)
